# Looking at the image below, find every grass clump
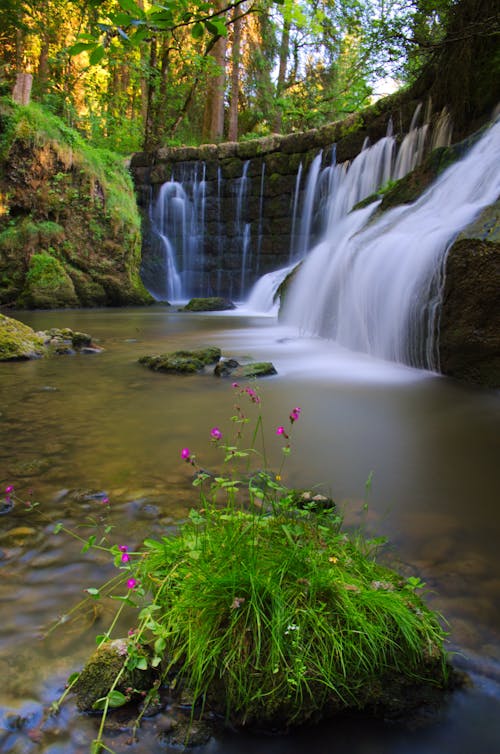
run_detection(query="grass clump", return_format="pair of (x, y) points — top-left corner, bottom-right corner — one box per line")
(140, 488), (447, 727)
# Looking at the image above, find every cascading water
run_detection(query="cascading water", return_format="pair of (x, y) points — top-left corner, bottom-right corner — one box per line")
(282, 119), (500, 369)
(150, 163), (207, 300)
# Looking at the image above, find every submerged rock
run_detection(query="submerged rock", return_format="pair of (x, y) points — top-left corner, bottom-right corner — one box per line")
(182, 297), (236, 312)
(74, 639), (157, 712)
(139, 347), (222, 374)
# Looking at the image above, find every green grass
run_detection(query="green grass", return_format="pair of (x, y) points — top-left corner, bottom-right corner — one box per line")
(138, 489), (448, 727)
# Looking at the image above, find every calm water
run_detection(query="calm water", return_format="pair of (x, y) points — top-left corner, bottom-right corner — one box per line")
(1, 307), (499, 754)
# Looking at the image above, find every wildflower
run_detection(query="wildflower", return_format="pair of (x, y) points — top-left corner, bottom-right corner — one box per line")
(101, 496), (110, 505)
(231, 382), (239, 388)
(276, 426), (285, 435)
(119, 545), (128, 552)
(181, 447), (191, 460)
(127, 578), (137, 590)
(121, 553), (130, 563)
(275, 474), (281, 481)
(210, 427), (222, 441)
(329, 556), (338, 564)
(5, 485), (14, 495)
(290, 407), (302, 423)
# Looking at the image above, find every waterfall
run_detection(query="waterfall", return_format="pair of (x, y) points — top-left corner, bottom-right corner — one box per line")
(282, 119), (500, 369)
(150, 163), (206, 300)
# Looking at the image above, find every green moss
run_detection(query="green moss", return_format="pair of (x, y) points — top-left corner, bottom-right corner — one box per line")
(183, 297), (236, 312)
(20, 251), (78, 308)
(139, 346), (222, 374)
(239, 362), (277, 378)
(0, 98), (153, 309)
(0, 313), (45, 360)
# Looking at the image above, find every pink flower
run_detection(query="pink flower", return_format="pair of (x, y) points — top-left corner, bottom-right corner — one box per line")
(290, 407), (302, 423)
(101, 496), (110, 505)
(119, 545), (128, 552)
(127, 578), (137, 590)
(276, 426), (285, 435)
(181, 448), (191, 460)
(210, 427), (222, 441)
(5, 485), (14, 495)
(232, 382), (239, 388)
(121, 553), (130, 563)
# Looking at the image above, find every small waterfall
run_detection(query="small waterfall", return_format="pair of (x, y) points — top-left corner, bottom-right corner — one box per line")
(283, 119), (500, 369)
(235, 162), (251, 298)
(293, 153), (323, 260)
(256, 164), (266, 274)
(246, 264), (296, 313)
(289, 162), (303, 261)
(150, 163), (206, 300)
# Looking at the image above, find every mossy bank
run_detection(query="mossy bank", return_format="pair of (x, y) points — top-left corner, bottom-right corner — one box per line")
(0, 98), (152, 308)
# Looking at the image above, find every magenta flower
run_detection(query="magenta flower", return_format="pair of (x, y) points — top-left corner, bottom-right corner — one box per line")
(232, 382), (239, 388)
(5, 485), (14, 495)
(290, 407), (302, 423)
(276, 426), (285, 435)
(181, 447), (191, 460)
(121, 553), (130, 563)
(210, 427), (222, 441)
(119, 545), (128, 552)
(127, 578), (137, 590)
(101, 496), (110, 505)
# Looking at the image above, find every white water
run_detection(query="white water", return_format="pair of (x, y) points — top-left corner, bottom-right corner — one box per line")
(282, 119), (500, 369)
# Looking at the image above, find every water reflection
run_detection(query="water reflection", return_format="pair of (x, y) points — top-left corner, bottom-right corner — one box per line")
(1, 307), (499, 753)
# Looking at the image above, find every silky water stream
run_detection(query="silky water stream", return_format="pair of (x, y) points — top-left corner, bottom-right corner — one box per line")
(0, 307), (499, 753)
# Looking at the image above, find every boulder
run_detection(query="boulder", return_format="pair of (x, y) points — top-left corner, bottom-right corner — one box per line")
(439, 201), (500, 388)
(139, 347), (222, 374)
(182, 297), (236, 312)
(0, 314), (45, 360)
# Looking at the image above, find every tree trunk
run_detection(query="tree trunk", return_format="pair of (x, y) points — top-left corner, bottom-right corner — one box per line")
(202, 2), (227, 143)
(273, 17), (290, 133)
(228, 10), (242, 141)
(12, 72), (33, 105)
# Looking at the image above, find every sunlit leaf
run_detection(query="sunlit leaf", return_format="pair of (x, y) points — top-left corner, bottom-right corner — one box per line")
(89, 45), (106, 65)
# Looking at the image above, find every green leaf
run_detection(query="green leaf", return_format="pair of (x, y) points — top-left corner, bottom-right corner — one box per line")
(109, 12), (133, 26)
(136, 656), (148, 670)
(143, 538), (164, 550)
(191, 21), (204, 39)
(154, 637), (166, 654)
(108, 689), (128, 707)
(53, 522), (62, 534)
(68, 41), (96, 55)
(89, 45), (106, 65)
(81, 534), (96, 553)
(86, 587), (100, 598)
(118, 0), (142, 15)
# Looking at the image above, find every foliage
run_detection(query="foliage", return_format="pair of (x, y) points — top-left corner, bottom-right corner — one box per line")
(2, 0), (484, 148)
(3, 385), (451, 752)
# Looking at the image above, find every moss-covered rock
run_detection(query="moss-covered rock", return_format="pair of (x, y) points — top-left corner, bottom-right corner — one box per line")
(182, 297), (236, 312)
(0, 313), (45, 360)
(139, 347), (222, 374)
(439, 226), (500, 388)
(235, 361), (277, 378)
(18, 251), (79, 308)
(74, 638), (156, 712)
(0, 99), (153, 309)
(0, 315), (101, 360)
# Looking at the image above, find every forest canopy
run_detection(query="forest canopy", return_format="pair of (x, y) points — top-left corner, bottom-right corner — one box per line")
(0, 0), (496, 152)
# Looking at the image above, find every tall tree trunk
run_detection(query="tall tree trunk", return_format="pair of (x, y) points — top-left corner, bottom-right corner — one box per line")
(228, 10), (242, 141)
(202, 2), (227, 143)
(143, 36), (158, 149)
(273, 17), (290, 133)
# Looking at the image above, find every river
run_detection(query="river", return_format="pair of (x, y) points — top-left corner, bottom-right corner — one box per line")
(1, 306), (499, 753)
